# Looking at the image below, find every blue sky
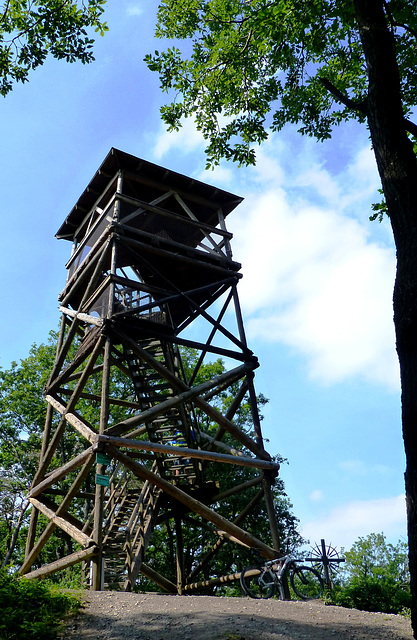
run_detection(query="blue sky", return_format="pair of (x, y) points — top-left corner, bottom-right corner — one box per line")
(0, 1), (406, 553)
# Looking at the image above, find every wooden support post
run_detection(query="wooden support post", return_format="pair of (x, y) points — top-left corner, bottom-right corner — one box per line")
(262, 475), (282, 551)
(40, 404), (55, 461)
(261, 474), (287, 598)
(91, 335), (112, 591)
(24, 507), (39, 562)
(175, 515), (184, 594)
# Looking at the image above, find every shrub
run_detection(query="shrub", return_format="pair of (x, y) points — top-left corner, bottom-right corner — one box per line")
(0, 569), (80, 639)
(329, 576), (411, 615)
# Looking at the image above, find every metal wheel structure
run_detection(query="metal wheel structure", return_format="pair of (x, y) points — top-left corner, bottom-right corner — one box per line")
(19, 149), (281, 593)
(309, 542), (342, 577)
(289, 565), (324, 600)
(240, 566), (276, 599)
(307, 539), (345, 588)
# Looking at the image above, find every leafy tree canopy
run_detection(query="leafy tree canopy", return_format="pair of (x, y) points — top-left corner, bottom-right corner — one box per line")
(330, 533), (411, 614)
(342, 532), (409, 585)
(0, 0), (108, 96)
(146, 0), (417, 167)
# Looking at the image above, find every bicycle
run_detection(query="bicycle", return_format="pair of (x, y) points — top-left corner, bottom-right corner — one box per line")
(240, 554), (324, 600)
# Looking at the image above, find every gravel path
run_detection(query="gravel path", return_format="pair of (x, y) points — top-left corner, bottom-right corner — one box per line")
(60, 592), (414, 640)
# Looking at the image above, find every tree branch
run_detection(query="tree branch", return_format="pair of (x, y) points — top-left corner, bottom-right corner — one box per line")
(383, 0), (417, 41)
(0, 0), (11, 25)
(405, 118), (417, 138)
(319, 76), (368, 114)
(320, 76), (417, 138)
(4, 0), (69, 46)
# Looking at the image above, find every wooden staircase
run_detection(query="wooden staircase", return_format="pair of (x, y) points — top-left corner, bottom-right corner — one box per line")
(124, 338), (200, 485)
(101, 337), (200, 589)
(103, 467), (161, 590)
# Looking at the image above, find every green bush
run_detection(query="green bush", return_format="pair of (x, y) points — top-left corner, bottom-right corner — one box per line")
(0, 569), (80, 640)
(329, 576), (411, 614)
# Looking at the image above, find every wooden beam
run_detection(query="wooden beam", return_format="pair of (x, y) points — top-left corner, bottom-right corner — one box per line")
(24, 508), (39, 562)
(188, 289), (234, 386)
(34, 336), (105, 487)
(29, 498), (95, 547)
(57, 389), (142, 410)
(100, 435), (279, 471)
(199, 431), (251, 458)
(46, 326), (103, 394)
(46, 395), (99, 444)
(184, 565), (280, 593)
(48, 239), (108, 383)
(112, 276), (236, 320)
(120, 234), (240, 280)
(116, 194), (232, 238)
(59, 230), (112, 308)
(28, 447), (94, 498)
(107, 446), (278, 559)
(209, 476), (263, 503)
(23, 546), (98, 580)
(115, 322), (249, 363)
(201, 379), (249, 473)
(119, 169), (240, 217)
(184, 570), (242, 592)
(139, 563), (177, 594)
(59, 306), (103, 327)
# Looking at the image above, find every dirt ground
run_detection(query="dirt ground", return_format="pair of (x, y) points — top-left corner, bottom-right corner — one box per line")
(60, 591), (414, 640)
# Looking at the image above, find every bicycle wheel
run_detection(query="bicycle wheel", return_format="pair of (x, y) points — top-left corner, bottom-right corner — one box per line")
(240, 565), (275, 599)
(290, 565), (324, 599)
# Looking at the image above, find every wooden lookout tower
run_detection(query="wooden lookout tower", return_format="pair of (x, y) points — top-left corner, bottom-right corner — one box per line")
(20, 148), (281, 592)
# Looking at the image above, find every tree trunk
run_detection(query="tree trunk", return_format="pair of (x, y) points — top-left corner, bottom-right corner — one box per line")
(353, 1), (417, 635)
(2, 501), (29, 567)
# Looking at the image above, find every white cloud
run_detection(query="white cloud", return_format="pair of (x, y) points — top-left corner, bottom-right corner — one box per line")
(126, 4), (144, 16)
(197, 164), (235, 187)
(309, 490), (324, 502)
(338, 459), (395, 479)
(338, 460), (368, 475)
(153, 118), (205, 160)
(301, 495), (406, 550)
(226, 140), (399, 390)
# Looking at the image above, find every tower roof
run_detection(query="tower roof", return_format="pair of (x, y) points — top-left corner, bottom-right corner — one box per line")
(56, 148), (243, 240)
